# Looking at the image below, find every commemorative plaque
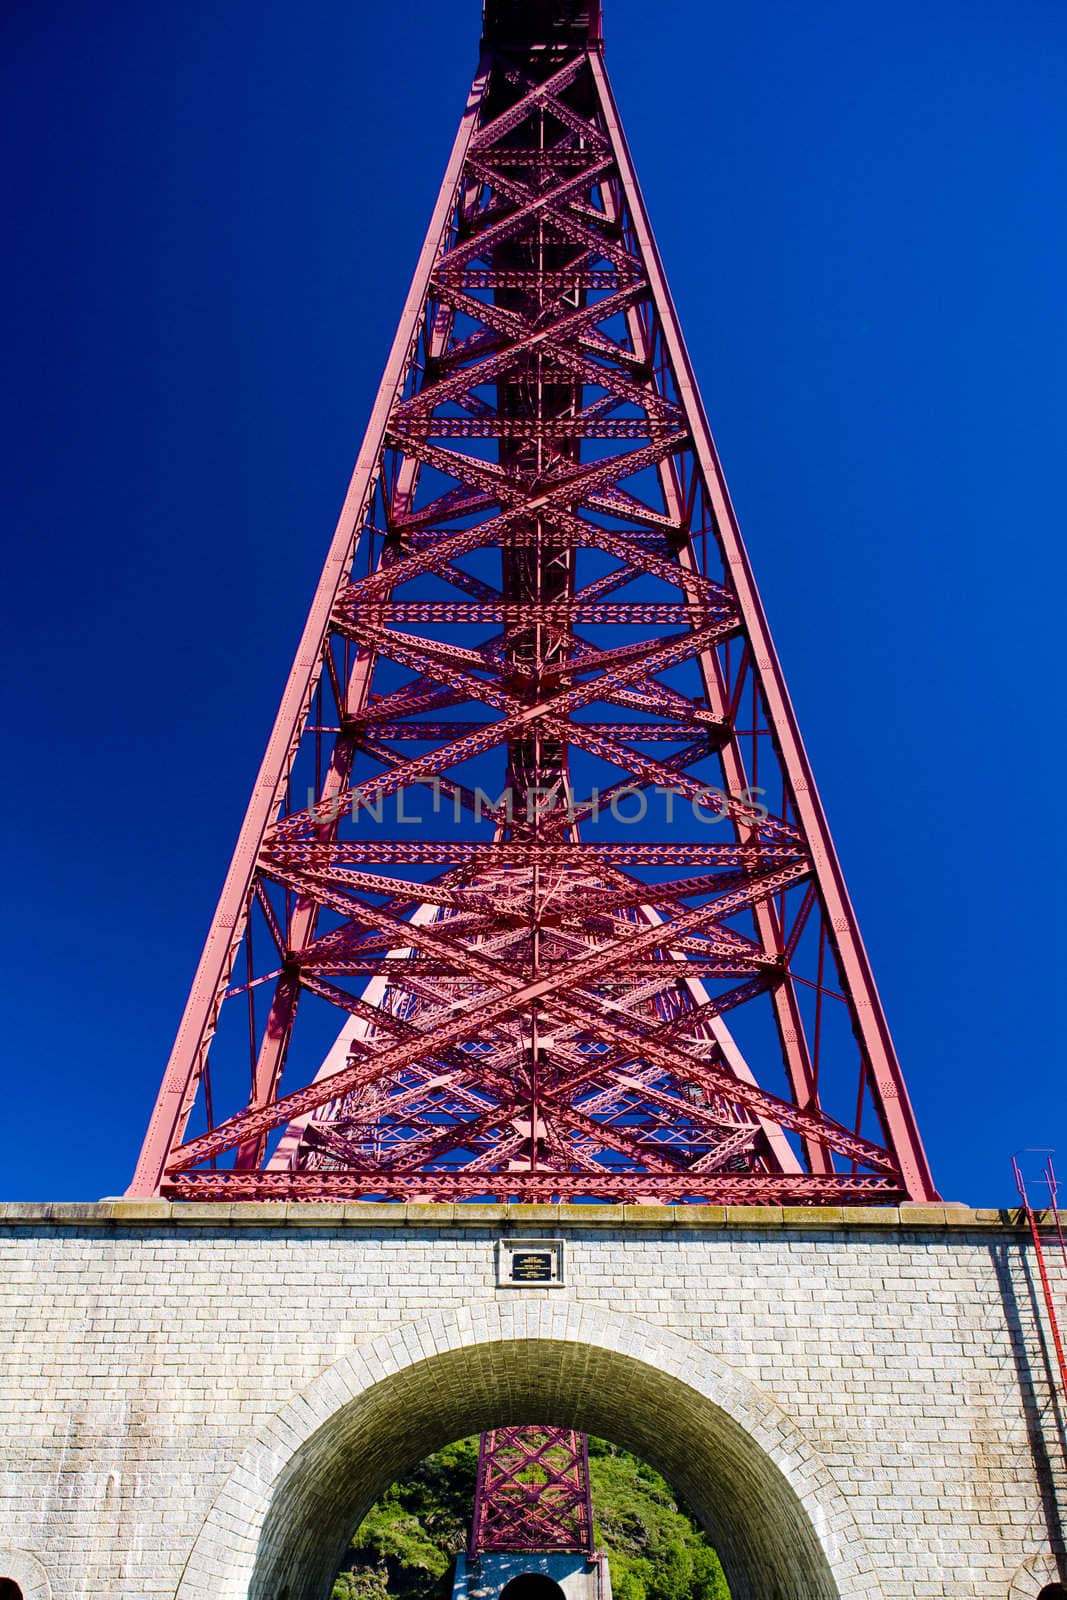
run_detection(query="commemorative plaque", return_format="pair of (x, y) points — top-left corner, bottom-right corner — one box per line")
(511, 1250), (553, 1282)
(496, 1237), (565, 1287)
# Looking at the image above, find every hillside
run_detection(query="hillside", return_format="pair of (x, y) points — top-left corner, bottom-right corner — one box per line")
(331, 1437), (730, 1600)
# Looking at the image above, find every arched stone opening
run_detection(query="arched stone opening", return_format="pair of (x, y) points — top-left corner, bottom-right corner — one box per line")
(499, 1576), (566, 1600)
(0, 1550), (48, 1600)
(177, 1306), (881, 1600)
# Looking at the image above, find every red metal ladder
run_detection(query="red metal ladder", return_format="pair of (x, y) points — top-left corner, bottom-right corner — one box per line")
(1012, 1153), (1067, 1402)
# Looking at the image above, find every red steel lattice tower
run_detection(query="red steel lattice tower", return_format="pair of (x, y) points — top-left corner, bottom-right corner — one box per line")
(471, 1428), (595, 1556)
(130, 0), (937, 1208)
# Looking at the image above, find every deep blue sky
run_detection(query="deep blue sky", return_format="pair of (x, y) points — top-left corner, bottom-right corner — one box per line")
(2, 0), (1064, 1205)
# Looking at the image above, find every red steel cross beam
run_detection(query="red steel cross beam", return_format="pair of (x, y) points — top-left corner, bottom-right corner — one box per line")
(471, 1427), (595, 1556)
(128, 0), (936, 1206)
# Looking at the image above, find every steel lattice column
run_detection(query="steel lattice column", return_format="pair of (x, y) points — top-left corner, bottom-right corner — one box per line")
(129, 0), (936, 1208)
(471, 1427), (595, 1556)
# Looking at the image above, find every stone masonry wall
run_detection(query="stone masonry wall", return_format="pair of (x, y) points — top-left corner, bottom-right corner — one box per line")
(0, 1202), (1064, 1600)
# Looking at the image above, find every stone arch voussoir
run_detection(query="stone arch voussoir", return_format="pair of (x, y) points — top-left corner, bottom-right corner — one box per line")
(0, 1548), (51, 1600)
(175, 1302), (885, 1600)
(1010, 1551), (1067, 1597)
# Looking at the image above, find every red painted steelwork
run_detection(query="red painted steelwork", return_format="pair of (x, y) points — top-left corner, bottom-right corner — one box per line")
(1012, 1155), (1067, 1407)
(471, 1428), (595, 1555)
(129, 0), (937, 1206)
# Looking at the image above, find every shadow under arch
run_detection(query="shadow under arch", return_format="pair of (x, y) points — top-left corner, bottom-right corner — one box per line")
(175, 1304), (883, 1600)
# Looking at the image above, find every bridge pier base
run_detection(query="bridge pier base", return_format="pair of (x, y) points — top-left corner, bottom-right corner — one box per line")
(1, 1202), (1064, 1600)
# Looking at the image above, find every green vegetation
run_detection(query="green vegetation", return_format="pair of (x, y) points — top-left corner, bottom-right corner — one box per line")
(585, 1440), (729, 1600)
(331, 1437), (729, 1600)
(332, 1439), (478, 1600)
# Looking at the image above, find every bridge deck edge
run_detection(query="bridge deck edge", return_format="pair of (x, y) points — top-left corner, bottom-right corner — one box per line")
(0, 1199), (1054, 1232)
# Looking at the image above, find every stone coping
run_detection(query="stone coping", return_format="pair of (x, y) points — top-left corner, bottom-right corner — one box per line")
(0, 1199), (1058, 1231)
